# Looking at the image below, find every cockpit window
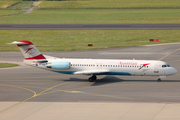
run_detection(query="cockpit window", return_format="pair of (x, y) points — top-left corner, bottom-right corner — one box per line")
(162, 64), (170, 68)
(167, 64), (170, 67)
(162, 65), (166, 68)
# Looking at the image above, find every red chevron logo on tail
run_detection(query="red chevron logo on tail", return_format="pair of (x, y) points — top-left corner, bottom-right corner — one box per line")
(25, 47), (33, 53)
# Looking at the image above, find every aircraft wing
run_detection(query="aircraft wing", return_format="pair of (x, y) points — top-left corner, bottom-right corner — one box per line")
(73, 69), (109, 75)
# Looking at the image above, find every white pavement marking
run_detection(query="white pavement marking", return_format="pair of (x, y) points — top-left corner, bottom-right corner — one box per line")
(0, 102), (180, 120)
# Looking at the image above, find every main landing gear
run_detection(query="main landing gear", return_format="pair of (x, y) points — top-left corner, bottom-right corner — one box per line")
(88, 75), (97, 82)
(157, 78), (161, 82)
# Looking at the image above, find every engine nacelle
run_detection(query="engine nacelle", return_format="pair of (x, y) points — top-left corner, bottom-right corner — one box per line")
(46, 61), (71, 70)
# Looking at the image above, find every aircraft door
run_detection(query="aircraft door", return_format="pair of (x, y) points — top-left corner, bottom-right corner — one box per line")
(154, 64), (159, 73)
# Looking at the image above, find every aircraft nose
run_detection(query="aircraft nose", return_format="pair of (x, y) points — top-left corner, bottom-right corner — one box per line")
(170, 67), (177, 75)
(165, 67), (177, 75)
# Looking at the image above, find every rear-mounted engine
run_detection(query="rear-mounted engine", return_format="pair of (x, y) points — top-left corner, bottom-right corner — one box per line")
(46, 61), (71, 70)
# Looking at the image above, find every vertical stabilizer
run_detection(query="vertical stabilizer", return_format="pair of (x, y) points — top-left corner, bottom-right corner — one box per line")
(8, 40), (47, 62)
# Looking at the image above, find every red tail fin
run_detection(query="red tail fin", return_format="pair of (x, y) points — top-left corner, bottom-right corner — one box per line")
(9, 40), (47, 62)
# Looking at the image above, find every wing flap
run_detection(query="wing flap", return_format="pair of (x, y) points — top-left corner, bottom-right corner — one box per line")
(73, 69), (109, 75)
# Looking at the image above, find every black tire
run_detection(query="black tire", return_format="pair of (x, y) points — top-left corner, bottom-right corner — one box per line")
(157, 78), (161, 82)
(89, 78), (93, 82)
(92, 75), (97, 80)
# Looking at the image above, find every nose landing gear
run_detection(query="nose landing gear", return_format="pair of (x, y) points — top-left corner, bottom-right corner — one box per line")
(157, 78), (161, 82)
(157, 76), (166, 82)
(88, 75), (97, 82)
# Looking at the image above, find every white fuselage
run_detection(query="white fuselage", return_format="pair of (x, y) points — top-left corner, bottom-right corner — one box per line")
(24, 57), (177, 77)
(9, 40), (178, 82)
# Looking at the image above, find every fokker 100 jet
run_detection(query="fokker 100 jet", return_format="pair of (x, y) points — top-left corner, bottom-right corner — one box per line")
(9, 40), (177, 82)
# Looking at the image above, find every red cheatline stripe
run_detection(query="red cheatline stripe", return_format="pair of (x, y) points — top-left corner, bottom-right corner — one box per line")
(25, 54), (46, 60)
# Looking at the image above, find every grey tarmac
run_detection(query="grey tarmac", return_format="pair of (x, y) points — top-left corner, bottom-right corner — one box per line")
(0, 43), (180, 120)
(1, 23), (180, 30)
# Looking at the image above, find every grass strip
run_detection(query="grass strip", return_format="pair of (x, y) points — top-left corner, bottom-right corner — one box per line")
(0, 1), (21, 9)
(0, 63), (19, 68)
(0, 30), (180, 51)
(0, 9), (180, 23)
(38, 0), (180, 9)
(0, 10), (21, 17)
(6, 1), (33, 10)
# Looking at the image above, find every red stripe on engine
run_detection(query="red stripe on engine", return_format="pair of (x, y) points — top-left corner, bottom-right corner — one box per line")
(25, 54), (46, 60)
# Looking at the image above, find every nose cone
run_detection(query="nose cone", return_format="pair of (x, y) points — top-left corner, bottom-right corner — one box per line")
(169, 67), (177, 75)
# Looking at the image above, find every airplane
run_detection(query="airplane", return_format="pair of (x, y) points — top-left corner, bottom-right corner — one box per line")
(8, 40), (177, 82)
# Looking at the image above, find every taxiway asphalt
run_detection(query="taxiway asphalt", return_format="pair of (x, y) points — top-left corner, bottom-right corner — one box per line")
(1, 23), (180, 30)
(0, 43), (180, 120)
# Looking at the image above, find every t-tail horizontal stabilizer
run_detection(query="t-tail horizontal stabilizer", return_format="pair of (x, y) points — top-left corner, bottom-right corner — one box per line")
(8, 40), (48, 63)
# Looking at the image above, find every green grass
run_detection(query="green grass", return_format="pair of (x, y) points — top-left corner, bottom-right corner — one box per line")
(0, 9), (180, 23)
(0, 10), (21, 17)
(0, 30), (180, 51)
(0, 1), (33, 16)
(7, 1), (33, 10)
(0, 63), (19, 68)
(38, 0), (180, 9)
(0, 0), (21, 9)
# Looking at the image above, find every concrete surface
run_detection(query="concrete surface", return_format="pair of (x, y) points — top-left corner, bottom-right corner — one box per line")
(1, 24), (180, 30)
(0, 43), (180, 119)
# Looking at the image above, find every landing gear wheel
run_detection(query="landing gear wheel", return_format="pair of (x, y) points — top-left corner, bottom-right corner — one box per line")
(157, 78), (161, 82)
(88, 75), (97, 82)
(89, 78), (93, 82)
(92, 75), (97, 80)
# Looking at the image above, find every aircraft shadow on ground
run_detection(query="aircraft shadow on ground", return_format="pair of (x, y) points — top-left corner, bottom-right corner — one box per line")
(63, 76), (180, 86)
(63, 76), (123, 86)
